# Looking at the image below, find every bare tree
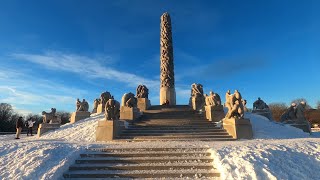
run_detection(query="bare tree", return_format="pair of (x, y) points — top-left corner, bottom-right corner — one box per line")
(268, 103), (288, 121)
(56, 111), (71, 125)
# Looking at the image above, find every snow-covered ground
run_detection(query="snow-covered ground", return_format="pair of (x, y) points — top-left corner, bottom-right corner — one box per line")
(0, 112), (319, 180)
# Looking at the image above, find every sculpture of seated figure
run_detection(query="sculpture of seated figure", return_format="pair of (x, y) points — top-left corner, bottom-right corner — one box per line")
(121, 92), (137, 108)
(76, 99), (89, 112)
(191, 83), (204, 98)
(205, 91), (221, 107)
(225, 90), (245, 119)
(253, 97), (269, 110)
(105, 99), (120, 120)
(280, 103), (297, 123)
(100, 91), (112, 108)
(136, 85), (149, 98)
(190, 83), (205, 111)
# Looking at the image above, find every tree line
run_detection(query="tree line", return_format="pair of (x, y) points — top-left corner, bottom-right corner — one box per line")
(0, 103), (71, 132)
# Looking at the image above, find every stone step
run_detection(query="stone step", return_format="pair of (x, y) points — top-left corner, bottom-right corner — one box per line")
(80, 151), (211, 158)
(69, 163), (214, 171)
(116, 138), (235, 142)
(123, 129), (225, 133)
(63, 169), (220, 178)
(127, 126), (219, 130)
(121, 132), (229, 136)
(75, 157), (214, 164)
(89, 147), (210, 152)
(119, 134), (232, 139)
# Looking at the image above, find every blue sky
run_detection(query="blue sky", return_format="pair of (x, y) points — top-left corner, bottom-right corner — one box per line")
(0, 0), (319, 115)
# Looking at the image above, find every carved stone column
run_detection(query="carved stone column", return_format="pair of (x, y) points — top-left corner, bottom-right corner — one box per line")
(160, 12), (176, 105)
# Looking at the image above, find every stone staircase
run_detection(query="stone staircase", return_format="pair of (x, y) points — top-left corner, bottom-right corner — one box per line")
(63, 105), (232, 179)
(117, 105), (234, 141)
(63, 147), (220, 179)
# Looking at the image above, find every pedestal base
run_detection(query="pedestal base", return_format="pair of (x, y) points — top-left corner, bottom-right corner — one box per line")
(70, 111), (91, 124)
(191, 97), (204, 111)
(252, 109), (273, 120)
(160, 87), (176, 105)
(37, 123), (60, 137)
(137, 98), (151, 111)
(205, 105), (224, 122)
(223, 118), (253, 139)
(120, 106), (141, 120)
(96, 120), (125, 141)
(97, 104), (104, 114)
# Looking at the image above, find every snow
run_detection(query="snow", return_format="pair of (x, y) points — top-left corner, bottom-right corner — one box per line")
(0, 112), (319, 180)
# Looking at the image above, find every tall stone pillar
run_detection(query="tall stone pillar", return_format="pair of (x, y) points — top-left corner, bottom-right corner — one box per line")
(160, 12), (176, 105)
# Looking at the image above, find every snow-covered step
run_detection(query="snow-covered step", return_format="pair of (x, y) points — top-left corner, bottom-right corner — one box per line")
(90, 147), (210, 152)
(69, 163), (215, 171)
(63, 169), (220, 178)
(118, 134), (232, 139)
(127, 126), (220, 129)
(116, 138), (235, 142)
(122, 129), (225, 133)
(120, 132), (229, 136)
(80, 151), (211, 158)
(75, 157), (214, 164)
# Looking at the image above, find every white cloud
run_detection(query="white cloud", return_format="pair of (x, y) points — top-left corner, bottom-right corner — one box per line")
(11, 51), (158, 89)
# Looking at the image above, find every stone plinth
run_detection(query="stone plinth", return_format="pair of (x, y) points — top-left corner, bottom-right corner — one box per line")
(160, 87), (176, 105)
(96, 120), (125, 141)
(191, 97), (204, 111)
(37, 123), (60, 137)
(223, 118), (253, 139)
(252, 109), (273, 120)
(137, 98), (151, 111)
(205, 105), (224, 122)
(120, 106), (141, 120)
(97, 104), (104, 114)
(70, 111), (91, 124)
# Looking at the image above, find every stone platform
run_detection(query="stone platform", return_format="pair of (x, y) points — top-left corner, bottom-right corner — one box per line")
(70, 111), (91, 124)
(37, 123), (60, 137)
(223, 118), (253, 139)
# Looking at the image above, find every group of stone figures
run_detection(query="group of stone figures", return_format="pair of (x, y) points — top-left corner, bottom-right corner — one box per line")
(42, 108), (61, 124)
(189, 83), (309, 123)
(89, 85), (149, 120)
(280, 102), (308, 124)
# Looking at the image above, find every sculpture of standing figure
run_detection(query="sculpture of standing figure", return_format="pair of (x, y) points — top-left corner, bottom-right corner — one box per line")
(76, 98), (81, 111)
(225, 90), (245, 119)
(100, 91), (112, 109)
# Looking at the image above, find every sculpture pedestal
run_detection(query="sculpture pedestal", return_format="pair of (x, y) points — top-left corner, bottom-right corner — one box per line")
(70, 111), (91, 124)
(160, 87), (176, 105)
(97, 104), (105, 114)
(37, 123), (60, 137)
(96, 120), (125, 141)
(223, 118), (253, 139)
(120, 106), (141, 120)
(252, 109), (273, 120)
(205, 105), (224, 122)
(137, 98), (151, 111)
(191, 97), (204, 111)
